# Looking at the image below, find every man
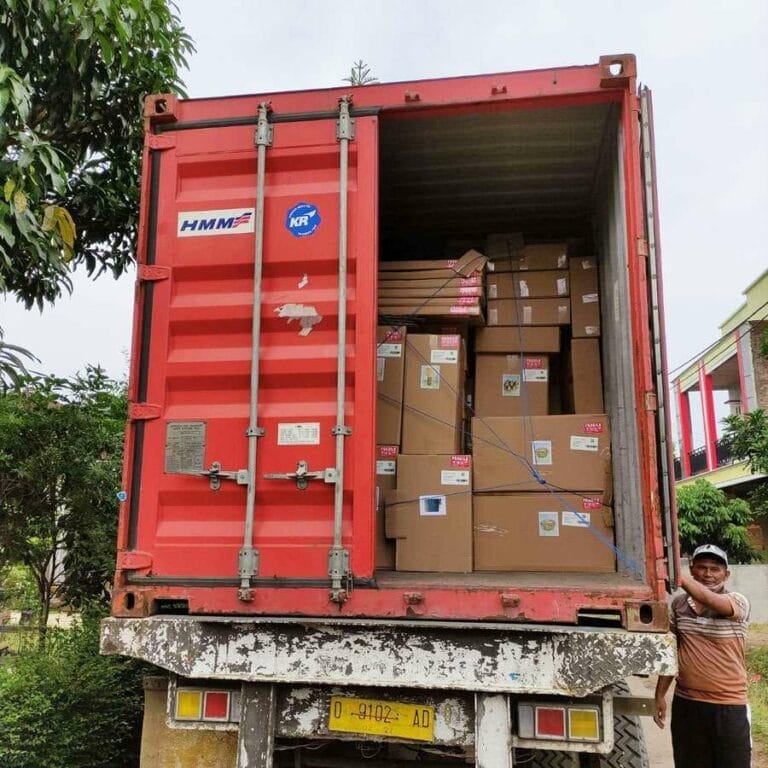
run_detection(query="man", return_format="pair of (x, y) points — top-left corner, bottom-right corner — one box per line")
(654, 543), (751, 768)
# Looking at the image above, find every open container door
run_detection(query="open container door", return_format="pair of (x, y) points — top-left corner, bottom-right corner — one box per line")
(119, 97), (379, 609)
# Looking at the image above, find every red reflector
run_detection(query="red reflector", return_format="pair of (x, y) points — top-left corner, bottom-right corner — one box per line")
(204, 691), (230, 721)
(536, 707), (566, 738)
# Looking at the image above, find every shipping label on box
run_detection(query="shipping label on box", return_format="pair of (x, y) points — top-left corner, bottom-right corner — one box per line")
(475, 354), (550, 418)
(569, 257), (600, 337)
(487, 298), (570, 326)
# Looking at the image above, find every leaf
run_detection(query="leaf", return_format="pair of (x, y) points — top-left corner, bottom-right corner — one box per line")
(4, 178), (15, 202)
(13, 189), (28, 213)
(54, 206), (77, 249)
(77, 15), (94, 40)
(42, 205), (56, 232)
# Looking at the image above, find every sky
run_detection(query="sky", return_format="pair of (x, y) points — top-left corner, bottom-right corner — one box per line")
(2, 0), (767, 445)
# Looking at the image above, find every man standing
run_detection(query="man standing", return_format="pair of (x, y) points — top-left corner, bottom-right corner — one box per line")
(654, 543), (751, 768)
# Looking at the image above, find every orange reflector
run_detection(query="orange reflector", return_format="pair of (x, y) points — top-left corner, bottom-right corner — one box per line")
(176, 689), (203, 720)
(535, 707), (566, 739)
(204, 691), (230, 721)
(568, 708), (600, 741)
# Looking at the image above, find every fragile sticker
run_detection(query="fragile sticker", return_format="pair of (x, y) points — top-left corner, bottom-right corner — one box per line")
(451, 455), (471, 468)
(419, 495), (447, 517)
(378, 343), (402, 358)
(523, 368), (548, 382)
(278, 422), (321, 445)
(582, 293), (599, 304)
(378, 445), (398, 458)
(502, 373), (521, 397)
(440, 335), (461, 349)
(376, 357), (386, 382)
(584, 421), (604, 434)
(376, 460), (397, 476)
(441, 470), (469, 486)
(431, 349), (458, 364)
(563, 510), (590, 528)
(524, 357), (543, 368)
(538, 511), (559, 537)
(583, 496), (603, 510)
(557, 277), (568, 295)
(532, 440), (553, 466)
(571, 435), (599, 452)
(420, 364), (441, 389)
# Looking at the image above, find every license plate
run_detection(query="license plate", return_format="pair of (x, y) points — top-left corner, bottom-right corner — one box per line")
(328, 696), (435, 742)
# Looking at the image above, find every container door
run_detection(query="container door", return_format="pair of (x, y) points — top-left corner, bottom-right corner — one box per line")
(639, 87), (679, 586)
(128, 108), (378, 593)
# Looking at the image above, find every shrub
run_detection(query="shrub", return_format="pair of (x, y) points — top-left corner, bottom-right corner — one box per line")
(0, 608), (146, 768)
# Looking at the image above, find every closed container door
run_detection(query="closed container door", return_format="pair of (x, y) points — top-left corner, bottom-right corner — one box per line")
(130, 114), (378, 584)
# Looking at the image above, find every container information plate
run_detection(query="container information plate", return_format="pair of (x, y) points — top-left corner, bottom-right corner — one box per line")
(164, 421), (206, 474)
(278, 422), (321, 445)
(328, 696), (435, 742)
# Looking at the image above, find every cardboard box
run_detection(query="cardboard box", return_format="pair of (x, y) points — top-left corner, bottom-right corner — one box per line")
(379, 275), (482, 290)
(472, 414), (612, 493)
(376, 326), (406, 445)
(379, 285), (482, 299)
(379, 250), (487, 277)
(485, 232), (525, 271)
(474, 326), (560, 354)
(487, 298), (570, 326)
(378, 296), (480, 308)
(473, 493), (615, 572)
(569, 257), (600, 337)
(401, 334), (465, 454)
(375, 445), (398, 569)
(567, 338), (604, 414)
(474, 354), (550, 417)
(380, 304), (483, 320)
(517, 244), (569, 271)
(385, 454), (473, 572)
(487, 271), (569, 300)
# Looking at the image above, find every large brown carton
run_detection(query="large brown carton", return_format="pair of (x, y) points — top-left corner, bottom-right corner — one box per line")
(379, 275), (482, 290)
(473, 493), (615, 572)
(567, 338), (604, 413)
(475, 354), (549, 417)
(517, 244), (569, 271)
(487, 271), (569, 300)
(379, 250), (487, 277)
(472, 414), (612, 493)
(376, 326), (406, 445)
(378, 296), (480, 308)
(569, 257), (600, 337)
(385, 454), (473, 572)
(374, 445), (398, 569)
(379, 285), (483, 299)
(487, 298), (570, 326)
(474, 326), (560, 354)
(484, 232), (525, 272)
(401, 334), (465, 454)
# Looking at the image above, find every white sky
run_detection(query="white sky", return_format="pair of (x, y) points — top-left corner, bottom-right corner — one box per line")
(2, 0), (767, 445)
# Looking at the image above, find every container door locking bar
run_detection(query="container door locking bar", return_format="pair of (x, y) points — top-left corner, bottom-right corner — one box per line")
(198, 462), (250, 491)
(263, 460), (338, 491)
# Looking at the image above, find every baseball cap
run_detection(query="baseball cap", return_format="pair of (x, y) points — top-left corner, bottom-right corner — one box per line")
(691, 544), (728, 567)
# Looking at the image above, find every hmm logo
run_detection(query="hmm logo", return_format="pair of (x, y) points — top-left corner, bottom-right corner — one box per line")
(178, 208), (255, 237)
(286, 202), (321, 237)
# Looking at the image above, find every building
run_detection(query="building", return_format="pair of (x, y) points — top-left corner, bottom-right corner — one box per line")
(672, 269), (768, 542)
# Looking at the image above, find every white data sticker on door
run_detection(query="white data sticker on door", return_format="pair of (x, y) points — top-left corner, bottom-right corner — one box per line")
(570, 435), (599, 452)
(376, 460), (396, 476)
(420, 364), (441, 389)
(441, 470), (469, 486)
(419, 495), (447, 516)
(532, 440), (553, 465)
(431, 349), (458, 364)
(376, 357), (386, 382)
(523, 368), (548, 382)
(378, 343), (402, 358)
(278, 422), (321, 445)
(563, 510), (590, 528)
(538, 511), (559, 537)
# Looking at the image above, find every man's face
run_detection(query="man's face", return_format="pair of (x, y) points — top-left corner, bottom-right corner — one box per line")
(690, 555), (729, 590)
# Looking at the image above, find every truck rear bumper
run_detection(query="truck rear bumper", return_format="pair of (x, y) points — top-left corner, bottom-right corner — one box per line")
(100, 615), (676, 696)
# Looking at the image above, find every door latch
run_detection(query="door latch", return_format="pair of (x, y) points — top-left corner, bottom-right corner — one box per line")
(264, 460), (337, 491)
(198, 461), (250, 491)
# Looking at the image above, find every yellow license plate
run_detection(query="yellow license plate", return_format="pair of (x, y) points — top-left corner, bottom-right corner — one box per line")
(328, 696), (435, 742)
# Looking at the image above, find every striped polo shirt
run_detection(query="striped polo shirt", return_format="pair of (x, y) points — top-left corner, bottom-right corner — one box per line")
(671, 589), (750, 705)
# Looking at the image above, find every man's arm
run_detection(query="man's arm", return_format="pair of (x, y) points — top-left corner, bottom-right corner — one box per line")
(679, 575), (735, 616)
(653, 675), (674, 728)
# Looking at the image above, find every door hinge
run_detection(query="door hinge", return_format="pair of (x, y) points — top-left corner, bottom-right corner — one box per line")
(129, 403), (162, 421)
(145, 133), (176, 151)
(117, 550), (153, 572)
(138, 264), (171, 282)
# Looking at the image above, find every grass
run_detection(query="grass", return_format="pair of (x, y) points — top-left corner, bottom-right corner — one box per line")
(749, 624), (768, 764)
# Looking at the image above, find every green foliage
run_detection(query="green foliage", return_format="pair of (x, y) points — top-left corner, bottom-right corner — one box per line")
(0, 368), (127, 625)
(722, 409), (768, 519)
(676, 479), (757, 563)
(748, 644), (768, 748)
(0, 327), (37, 392)
(0, 609), (146, 768)
(0, 1), (194, 308)
(0, 564), (38, 612)
(345, 60), (379, 86)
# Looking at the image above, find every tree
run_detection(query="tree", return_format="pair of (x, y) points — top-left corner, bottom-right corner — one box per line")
(676, 479), (756, 563)
(0, 328), (37, 391)
(0, 1), (194, 309)
(344, 60), (379, 86)
(0, 368), (126, 638)
(722, 408), (768, 519)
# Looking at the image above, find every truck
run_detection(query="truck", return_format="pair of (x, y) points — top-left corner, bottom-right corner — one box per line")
(100, 53), (679, 767)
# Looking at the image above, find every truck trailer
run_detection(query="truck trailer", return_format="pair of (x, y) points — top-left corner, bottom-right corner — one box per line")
(101, 53), (679, 767)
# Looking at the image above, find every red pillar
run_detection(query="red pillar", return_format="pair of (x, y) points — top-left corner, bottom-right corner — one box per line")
(698, 363), (718, 471)
(676, 382), (693, 477)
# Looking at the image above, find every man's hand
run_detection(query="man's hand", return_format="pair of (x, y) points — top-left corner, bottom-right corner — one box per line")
(653, 693), (667, 728)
